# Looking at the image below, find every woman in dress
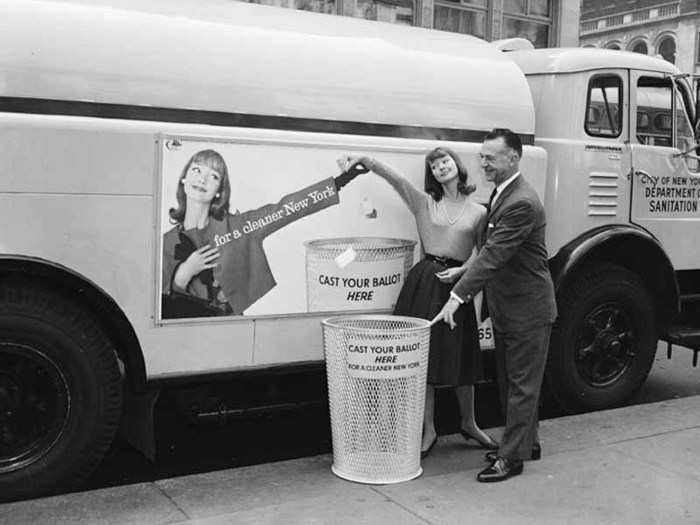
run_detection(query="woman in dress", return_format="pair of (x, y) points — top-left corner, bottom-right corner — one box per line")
(342, 148), (498, 457)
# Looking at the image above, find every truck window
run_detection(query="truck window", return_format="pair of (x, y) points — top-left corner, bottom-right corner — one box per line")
(636, 77), (696, 150)
(585, 75), (622, 138)
(675, 86), (699, 172)
(674, 88), (695, 150)
(635, 77), (673, 147)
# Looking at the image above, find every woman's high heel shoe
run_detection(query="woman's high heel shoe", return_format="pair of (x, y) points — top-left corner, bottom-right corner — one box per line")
(459, 429), (499, 450)
(421, 436), (438, 459)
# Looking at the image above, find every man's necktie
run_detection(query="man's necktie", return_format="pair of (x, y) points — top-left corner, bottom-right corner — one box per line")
(480, 187), (498, 322)
(487, 187), (498, 212)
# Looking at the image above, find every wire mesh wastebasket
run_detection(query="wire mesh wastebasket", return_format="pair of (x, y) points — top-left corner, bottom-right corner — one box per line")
(322, 315), (431, 484)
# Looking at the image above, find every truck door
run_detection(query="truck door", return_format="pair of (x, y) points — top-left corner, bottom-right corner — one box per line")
(581, 72), (632, 226)
(629, 72), (700, 269)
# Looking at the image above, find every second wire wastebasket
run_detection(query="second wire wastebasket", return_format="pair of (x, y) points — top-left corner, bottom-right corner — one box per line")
(322, 315), (431, 484)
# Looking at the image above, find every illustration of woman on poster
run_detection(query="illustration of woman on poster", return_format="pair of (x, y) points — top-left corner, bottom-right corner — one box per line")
(161, 149), (365, 319)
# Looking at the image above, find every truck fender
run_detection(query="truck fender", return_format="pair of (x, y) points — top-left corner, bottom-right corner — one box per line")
(0, 254), (147, 391)
(548, 224), (679, 331)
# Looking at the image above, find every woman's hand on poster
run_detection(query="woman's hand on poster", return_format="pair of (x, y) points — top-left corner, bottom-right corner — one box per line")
(435, 267), (464, 284)
(173, 244), (220, 290)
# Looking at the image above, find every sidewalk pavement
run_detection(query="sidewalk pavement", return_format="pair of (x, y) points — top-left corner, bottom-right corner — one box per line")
(2, 395), (700, 525)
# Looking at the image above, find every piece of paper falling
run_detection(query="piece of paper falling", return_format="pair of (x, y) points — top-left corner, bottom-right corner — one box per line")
(336, 156), (351, 173)
(361, 196), (377, 219)
(335, 246), (357, 268)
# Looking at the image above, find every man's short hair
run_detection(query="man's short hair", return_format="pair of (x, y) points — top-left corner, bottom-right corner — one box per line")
(484, 128), (522, 158)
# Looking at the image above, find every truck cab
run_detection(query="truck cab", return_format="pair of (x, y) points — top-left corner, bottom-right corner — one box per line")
(504, 46), (700, 412)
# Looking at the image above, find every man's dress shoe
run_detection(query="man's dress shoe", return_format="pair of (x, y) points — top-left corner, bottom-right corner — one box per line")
(477, 457), (524, 483)
(485, 442), (541, 463)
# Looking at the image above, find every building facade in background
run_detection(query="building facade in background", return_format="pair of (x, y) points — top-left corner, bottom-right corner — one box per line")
(241, 0), (580, 47)
(579, 0), (700, 74)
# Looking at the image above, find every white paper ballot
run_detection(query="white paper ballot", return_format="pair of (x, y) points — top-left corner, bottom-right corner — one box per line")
(361, 196), (377, 218)
(336, 156), (351, 173)
(335, 246), (357, 268)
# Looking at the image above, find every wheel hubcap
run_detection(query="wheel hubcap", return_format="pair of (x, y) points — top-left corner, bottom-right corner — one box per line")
(0, 343), (70, 473)
(575, 305), (635, 387)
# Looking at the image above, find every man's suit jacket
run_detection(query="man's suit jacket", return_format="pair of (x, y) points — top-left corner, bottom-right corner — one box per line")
(451, 175), (556, 332)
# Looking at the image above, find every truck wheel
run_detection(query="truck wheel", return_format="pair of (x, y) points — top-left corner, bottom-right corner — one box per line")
(546, 264), (656, 414)
(0, 282), (123, 502)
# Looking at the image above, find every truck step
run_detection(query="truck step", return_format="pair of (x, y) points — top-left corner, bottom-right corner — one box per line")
(680, 293), (700, 304)
(193, 399), (328, 425)
(662, 326), (700, 366)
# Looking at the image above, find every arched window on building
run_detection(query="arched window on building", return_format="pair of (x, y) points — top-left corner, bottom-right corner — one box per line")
(631, 41), (648, 55)
(658, 36), (676, 64)
(606, 42), (621, 50)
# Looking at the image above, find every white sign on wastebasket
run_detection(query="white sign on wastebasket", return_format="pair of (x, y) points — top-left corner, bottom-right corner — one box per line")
(305, 237), (415, 312)
(345, 335), (422, 379)
(312, 260), (405, 311)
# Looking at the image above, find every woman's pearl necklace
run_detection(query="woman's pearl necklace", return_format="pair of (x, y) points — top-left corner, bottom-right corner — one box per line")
(441, 196), (468, 225)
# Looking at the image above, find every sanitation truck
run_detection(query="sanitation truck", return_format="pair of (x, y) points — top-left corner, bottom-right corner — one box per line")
(1, 0), (698, 501)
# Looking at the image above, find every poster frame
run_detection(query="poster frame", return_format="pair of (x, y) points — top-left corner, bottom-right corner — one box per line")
(153, 132), (426, 326)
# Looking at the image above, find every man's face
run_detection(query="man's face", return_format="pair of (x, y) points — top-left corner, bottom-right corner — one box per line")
(479, 137), (517, 184)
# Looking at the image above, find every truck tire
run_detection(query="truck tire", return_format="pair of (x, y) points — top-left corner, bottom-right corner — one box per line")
(0, 282), (123, 502)
(546, 264), (657, 414)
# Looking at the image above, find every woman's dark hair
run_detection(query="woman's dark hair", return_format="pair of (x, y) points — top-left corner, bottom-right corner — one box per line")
(169, 149), (231, 224)
(424, 147), (475, 201)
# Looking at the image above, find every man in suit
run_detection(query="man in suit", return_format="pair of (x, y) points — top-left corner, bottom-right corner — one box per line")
(436, 128), (556, 482)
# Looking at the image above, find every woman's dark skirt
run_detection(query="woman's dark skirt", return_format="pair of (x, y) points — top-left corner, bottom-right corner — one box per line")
(393, 258), (483, 386)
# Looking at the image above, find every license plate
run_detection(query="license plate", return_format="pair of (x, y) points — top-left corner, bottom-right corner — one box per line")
(478, 319), (495, 350)
(474, 292), (494, 350)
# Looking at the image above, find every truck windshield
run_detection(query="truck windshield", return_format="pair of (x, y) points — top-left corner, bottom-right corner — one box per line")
(636, 77), (694, 151)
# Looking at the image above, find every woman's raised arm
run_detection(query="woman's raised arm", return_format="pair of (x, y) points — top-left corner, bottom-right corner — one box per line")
(342, 155), (425, 214)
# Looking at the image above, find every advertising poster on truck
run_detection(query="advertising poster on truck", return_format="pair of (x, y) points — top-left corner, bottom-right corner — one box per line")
(157, 134), (420, 320)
